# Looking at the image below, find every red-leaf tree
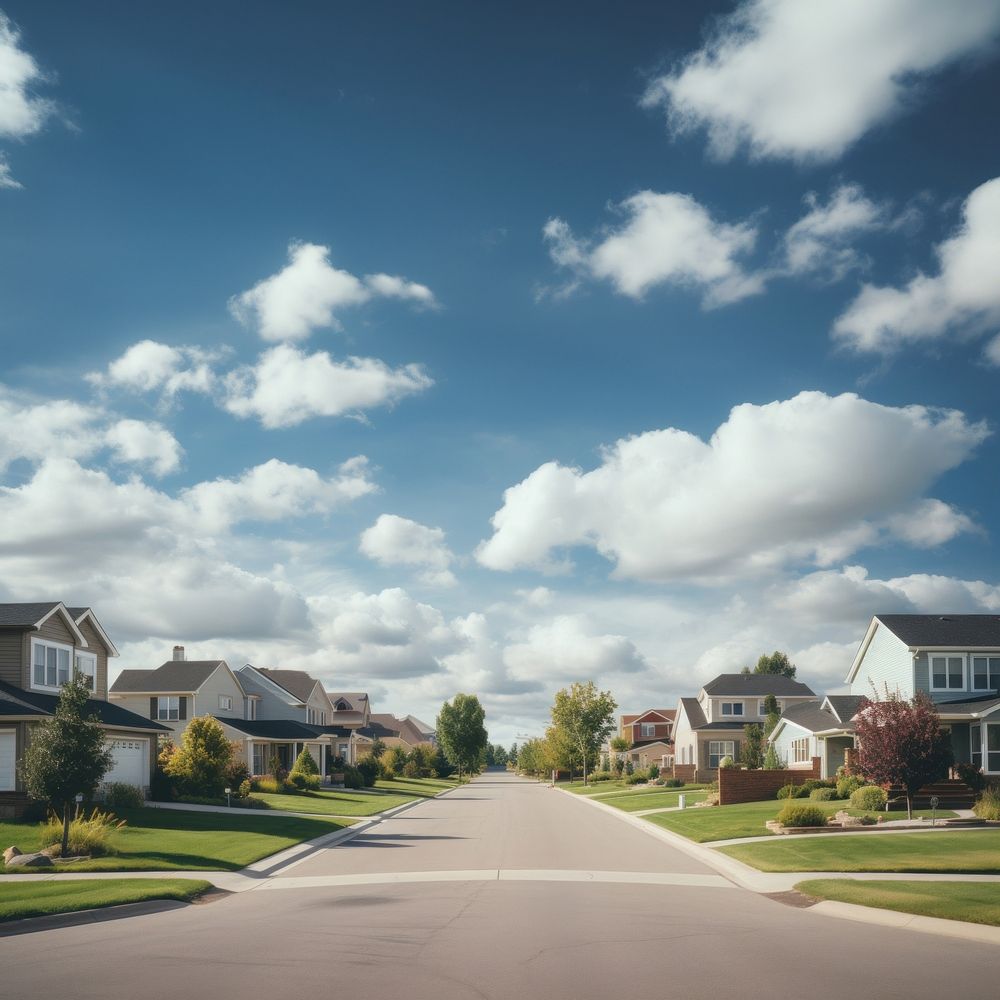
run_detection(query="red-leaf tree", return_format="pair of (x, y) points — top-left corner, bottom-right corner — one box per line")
(853, 689), (953, 819)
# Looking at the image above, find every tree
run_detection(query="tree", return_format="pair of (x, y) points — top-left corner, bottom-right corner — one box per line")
(369, 736), (387, 760)
(762, 693), (782, 736)
(493, 744), (508, 768)
(508, 742), (518, 766)
(517, 737), (547, 776)
(762, 742), (784, 769)
(164, 716), (235, 797)
(853, 690), (954, 819)
(436, 693), (488, 779)
(549, 681), (617, 786)
(384, 746), (408, 776)
(292, 748), (319, 775)
(20, 675), (114, 856)
(749, 651), (796, 678)
(742, 723), (764, 770)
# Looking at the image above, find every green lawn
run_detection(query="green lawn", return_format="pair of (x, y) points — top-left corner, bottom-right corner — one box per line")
(373, 777), (459, 797)
(253, 788), (418, 816)
(564, 781), (708, 798)
(0, 878), (212, 922)
(721, 830), (1000, 873)
(646, 799), (957, 844)
(796, 879), (1000, 926)
(0, 807), (352, 873)
(602, 788), (709, 812)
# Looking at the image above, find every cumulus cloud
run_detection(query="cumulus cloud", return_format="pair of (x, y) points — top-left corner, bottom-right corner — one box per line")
(104, 419), (182, 477)
(359, 514), (456, 587)
(543, 191), (763, 307)
(0, 13), (54, 140)
(477, 392), (987, 581)
(228, 242), (436, 342)
(643, 0), (1000, 162)
(87, 340), (218, 402)
(834, 177), (1000, 354)
(223, 344), (433, 429)
(0, 153), (20, 189)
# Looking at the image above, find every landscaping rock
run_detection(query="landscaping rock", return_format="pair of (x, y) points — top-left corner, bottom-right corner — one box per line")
(8, 851), (53, 868)
(3, 845), (23, 864)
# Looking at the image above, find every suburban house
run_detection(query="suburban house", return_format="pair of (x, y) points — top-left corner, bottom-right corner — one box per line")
(0, 602), (168, 816)
(326, 691), (372, 762)
(616, 709), (675, 769)
(672, 673), (816, 782)
(768, 695), (862, 778)
(845, 614), (1000, 777)
(355, 712), (436, 756)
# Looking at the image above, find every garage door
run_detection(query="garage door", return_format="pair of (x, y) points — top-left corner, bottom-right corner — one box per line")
(105, 739), (148, 789)
(0, 731), (14, 791)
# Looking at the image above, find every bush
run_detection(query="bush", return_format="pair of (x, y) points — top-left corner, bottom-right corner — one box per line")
(718, 756), (736, 769)
(342, 765), (363, 790)
(224, 759), (251, 790)
(624, 760), (634, 776)
(402, 760), (421, 779)
(384, 747), (408, 777)
(288, 772), (308, 790)
(973, 786), (1000, 820)
(164, 716), (236, 798)
(253, 776), (285, 794)
(809, 787), (837, 801)
(648, 764), (660, 779)
(238, 779), (252, 799)
(836, 775), (865, 799)
(103, 783), (144, 810)
(850, 785), (888, 811)
(624, 771), (648, 785)
(41, 808), (125, 858)
(762, 743), (784, 769)
(591, 771), (614, 782)
(355, 756), (379, 787)
(292, 748), (319, 776)
(662, 778), (685, 788)
(776, 782), (811, 799)
(955, 762), (987, 792)
(776, 804), (828, 828)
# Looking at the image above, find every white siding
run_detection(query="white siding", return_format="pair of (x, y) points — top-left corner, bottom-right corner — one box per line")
(193, 665), (245, 720)
(850, 621), (912, 698)
(770, 720), (816, 770)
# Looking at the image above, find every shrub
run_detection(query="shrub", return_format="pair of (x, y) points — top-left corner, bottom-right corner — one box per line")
(591, 771), (614, 782)
(238, 779), (252, 799)
(253, 776), (284, 795)
(662, 778), (684, 788)
(288, 772), (308, 790)
(624, 771), (648, 785)
(718, 756), (736, 769)
(776, 783), (810, 799)
(41, 808), (125, 858)
(809, 787), (837, 801)
(384, 747), (408, 777)
(624, 761), (634, 776)
(648, 764), (660, 779)
(776, 783), (795, 799)
(973, 786), (1000, 821)
(103, 783), (143, 810)
(355, 756), (379, 787)
(164, 716), (236, 798)
(850, 785), (888, 811)
(955, 762), (987, 792)
(776, 804), (828, 828)
(762, 743), (784, 769)
(342, 765), (363, 790)
(836, 775), (865, 800)
(224, 759), (251, 790)
(402, 760), (421, 779)
(292, 749), (319, 776)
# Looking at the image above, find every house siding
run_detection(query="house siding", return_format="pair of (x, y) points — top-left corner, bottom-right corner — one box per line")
(238, 669), (303, 721)
(76, 618), (110, 699)
(193, 666), (245, 721)
(850, 622), (911, 697)
(0, 632), (21, 687)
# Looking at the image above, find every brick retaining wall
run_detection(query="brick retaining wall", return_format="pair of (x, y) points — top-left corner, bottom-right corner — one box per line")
(717, 758), (822, 805)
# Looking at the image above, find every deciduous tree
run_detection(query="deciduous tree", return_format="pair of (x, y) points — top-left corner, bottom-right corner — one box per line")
(742, 723), (765, 769)
(436, 693), (488, 779)
(164, 716), (235, 797)
(742, 651), (797, 679)
(550, 682), (617, 785)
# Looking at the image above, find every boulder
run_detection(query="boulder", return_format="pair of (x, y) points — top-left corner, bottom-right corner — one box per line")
(7, 851), (53, 868)
(3, 845), (23, 865)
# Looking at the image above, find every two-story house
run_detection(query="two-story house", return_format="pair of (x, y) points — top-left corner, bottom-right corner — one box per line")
(355, 713), (436, 758)
(844, 614), (1000, 777)
(672, 673), (816, 782)
(0, 602), (168, 816)
(326, 692), (371, 763)
(616, 709), (675, 769)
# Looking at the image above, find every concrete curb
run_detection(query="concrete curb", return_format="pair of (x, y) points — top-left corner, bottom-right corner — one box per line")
(809, 899), (1000, 945)
(0, 898), (191, 937)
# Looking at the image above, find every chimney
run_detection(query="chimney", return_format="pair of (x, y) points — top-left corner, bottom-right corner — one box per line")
(172, 645), (185, 662)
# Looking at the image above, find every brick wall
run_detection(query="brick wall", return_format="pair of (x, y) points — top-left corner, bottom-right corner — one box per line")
(718, 758), (822, 805)
(672, 763), (697, 782)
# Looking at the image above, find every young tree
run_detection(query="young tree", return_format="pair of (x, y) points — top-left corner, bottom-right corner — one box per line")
(164, 716), (235, 797)
(292, 748), (319, 775)
(762, 693), (782, 736)
(854, 690), (954, 819)
(549, 682), (617, 786)
(742, 723), (765, 769)
(20, 675), (114, 856)
(436, 693), (488, 779)
(750, 651), (796, 678)
(369, 736), (387, 760)
(508, 742), (519, 767)
(493, 744), (509, 768)
(762, 742), (784, 769)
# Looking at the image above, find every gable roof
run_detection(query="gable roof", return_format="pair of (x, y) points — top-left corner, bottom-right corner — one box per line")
(628, 709), (675, 725)
(256, 668), (326, 704)
(678, 697), (707, 728)
(110, 660), (230, 694)
(822, 694), (864, 724)
(367, 713), (429, 746)
(630, 738), (673, 751)
(328, 692), (368, 711)
(778, 700), (854, 735)
(702, 674), (816, 697)
(68, 608), (120, 658)
(0, 602), (87, 646)
(0, 678), (168, 732)
(876, 614), (1000, 649)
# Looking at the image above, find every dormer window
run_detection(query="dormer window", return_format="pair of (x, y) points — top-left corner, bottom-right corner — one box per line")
(31, 639), (71, 691)
(930, 654), (965, 691)
(336, 700), (349, 711)
(640, 723), (656, 738)
(721, 702), (744, 717)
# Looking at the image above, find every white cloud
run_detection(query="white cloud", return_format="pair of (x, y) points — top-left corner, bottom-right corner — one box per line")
(0, 153), (20, 189)
(223, 344), (433, 429)
(359, 514), (456, 587)
(782, 184), (888, 279)
(228, 242), (436, 342)
(543, 191), (763, 307)
(0, 13), (54, 141)
(104, 419), (182, 477)
(88, 340), (218, 401)
(643, 0), (1000, 162)
(477, 392), (987, 582)
(834, 177), (1000, 354)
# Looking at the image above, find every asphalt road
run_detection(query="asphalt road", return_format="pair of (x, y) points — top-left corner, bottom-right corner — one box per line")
(2, 772), (996, 999)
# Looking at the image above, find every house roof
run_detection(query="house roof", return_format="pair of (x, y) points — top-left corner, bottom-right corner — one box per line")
(779, 700), (853, 735)
(679, 697), (707, 728)
(67, 608), (120, 658)
(929, 694), (1000, 718)
(0, 679), (169, 731)
(110, 661), (229, 694)
(0, 602), (87, 646)
(0, 697), (47, 718)
(876, 614), (1000, 649)
(312, 724), (354, 738)
(216, 717), (329, 740)
(823, 694), (864, 724)
(630, 738), (673, 750)
(256, 668), (323, 704)
(367, 713), (429, 745)
(328, 692), (368, 710)
(626, 709), (675, 725)
(702, 674), (816, 697)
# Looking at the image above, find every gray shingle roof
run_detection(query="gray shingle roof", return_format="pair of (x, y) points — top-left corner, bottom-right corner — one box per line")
(679, 697), (707, 728)
(931, 694), (1000, 716)
(328, 692), (368, 709)
(0, 602), (62, 628)
(780, 700), (853, 734)
(0, 679), (168, 731)
(824, 695), (864, 723)
(257, 668), (322, 703)
(702, 673), (816, 697)
(877, 614), (1000, 648)
(110, 661), (227, 694)
(217, 717), (328, 739)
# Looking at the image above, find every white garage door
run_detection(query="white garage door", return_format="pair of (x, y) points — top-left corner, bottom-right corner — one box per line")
(0, 731), (15, 791)
(105, 739), (148, 789)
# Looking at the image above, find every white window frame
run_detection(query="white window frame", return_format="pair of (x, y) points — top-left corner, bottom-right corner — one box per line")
(74, 650), (97, 690)
(720, 702), (744, 717)
(708, 741), (735, 768)
(640, 722), (656, 738)
(30, 638), (73, 693)
(972, 656), (1000, 692)
(218, 694), (233, 711)
(252, 744), (266, 775)
(930, 653), (966, 692)
(157, 696), (180, 722)
(971, 723), (982, 770)
(987, 723), (1000, 775)
(247, 699), (257, 720)
(792, 737), (811, 764)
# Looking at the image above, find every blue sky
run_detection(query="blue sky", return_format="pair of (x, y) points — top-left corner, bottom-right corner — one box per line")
(3, 1), (1000, 743)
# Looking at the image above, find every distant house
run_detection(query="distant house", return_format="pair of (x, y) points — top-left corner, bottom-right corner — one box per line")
(326, 692), (372, 763)
(616, 709), (675, 769)
(768, 695), (862, 779)
(672, 673), (816, 781)
(1, 602), (167, 816)
(355, 712), (435, 757)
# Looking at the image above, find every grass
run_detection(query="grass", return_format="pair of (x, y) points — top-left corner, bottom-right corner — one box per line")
(0, 807), (352, 873)
(563, 781), (708, 798)
(796, 879), (1000, 926)
(373, 776), (459, 797)
(601, 788), (709, 812)
(252, 788), (418, 816)
(720, 830), (1000, 873)
(0, 878), (212, 923)
(646, 799), (956, 844)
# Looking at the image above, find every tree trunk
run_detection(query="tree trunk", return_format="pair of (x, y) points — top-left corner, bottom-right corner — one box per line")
(905, 791), (913, 821)
(62, 800), (71, 857)
(582, 747), (588, 787)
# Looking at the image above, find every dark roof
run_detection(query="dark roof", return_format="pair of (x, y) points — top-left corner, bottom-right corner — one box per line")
(0, 602), (61, 628)
(256, 668), (322, 703)
(631, 738), (673, 749)
(66, 607), (90, 620)
(930, 694), (1000, 716)
(327, 692), (368, 709)
(313, 724), (353, 738)
(780, 700), (853, 734)
(0, 697), (47, 717)
(0, 679), (168, 731)
(691, 721), (748, 731)
(215, 717), (325, 739)
(110, 661), (228, 694)
(679, 697), (707, 728)
(877, 614), (1000, 648)
(824, 695), (864, 724)
(359, 719), (401, 741)
(369, 713), (429, 745)
(702, 674), (816, 697)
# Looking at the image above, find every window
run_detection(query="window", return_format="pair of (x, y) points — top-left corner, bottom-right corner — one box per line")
(74, 651), (96, 689)
(157, 696), (179, 721)
(720, 702), (744, 717)
(252, 744), (266, 775)
(31, 640), (71, 690)
(218, 695), (233, 711)
(247, 699), (257, 720)
(759, 700), (782, 715)
(971, 724), (982, 769)
(931, 654), (965, 691)
(640, 723), (656, 738)
(321, 712), (327, 725)
(708, 741), (735, 768)
(792, 737), (811, 764)
(988, 724), (1000, 774)
(972, 657), (1000, 691)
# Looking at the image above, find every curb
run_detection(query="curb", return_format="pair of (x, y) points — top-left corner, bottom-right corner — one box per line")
(0, 898), (191, 937)
(810, 899), (1000, 945)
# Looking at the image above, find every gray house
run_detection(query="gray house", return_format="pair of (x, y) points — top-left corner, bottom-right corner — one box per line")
(769, 695), (863, 778)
